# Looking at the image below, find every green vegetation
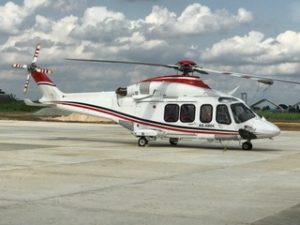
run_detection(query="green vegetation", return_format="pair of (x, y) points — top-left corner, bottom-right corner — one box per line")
(0, 101), (38, 112)
(256, 111), (300, 121)
(0, 96), (40, 112)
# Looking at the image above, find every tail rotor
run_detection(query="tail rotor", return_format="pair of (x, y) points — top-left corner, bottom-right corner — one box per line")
(11, 43), (53, 95)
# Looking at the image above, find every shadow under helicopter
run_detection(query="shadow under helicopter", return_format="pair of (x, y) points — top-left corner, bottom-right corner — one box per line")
(47, 137), (282, 152)
(149, 143), (282, 152)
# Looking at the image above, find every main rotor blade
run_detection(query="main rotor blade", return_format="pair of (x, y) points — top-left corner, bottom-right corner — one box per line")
(23, 73), (31, 94)
(194, 66), (300, 85)
(32, 43), (41, 63)
(66, 58), (178, 70)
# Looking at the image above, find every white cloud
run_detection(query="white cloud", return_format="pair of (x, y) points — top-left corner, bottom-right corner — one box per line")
(202, 31), (266, 64)
(70, 7), (130, 43)
(0, 2), (254, 62)
(202, 31), (300, 69)
(51, 15), (79, 42)
(0, 0), (48, 35)
(70, 4), (253, 43)
(34, 15), (54, 32)
(0, 2), (27, 34)
(145, 5), (176, 25)
(116, 32), (166, 50)
(82, 6), (125, 25)
(236, 8), (253, 23)
(24, 0), (48, 9)
(201, 30), (300, 75)
(142, 4), (253, 37)
(49, 0), (87, 13)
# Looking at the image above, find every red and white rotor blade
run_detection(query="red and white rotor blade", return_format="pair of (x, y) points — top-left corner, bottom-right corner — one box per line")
(194, 67), (300, 85)
(12, 64), (27, 69)
(23, 73), (31, 94)
(36, 68), (53, 74)
(32, 43), (41, 63)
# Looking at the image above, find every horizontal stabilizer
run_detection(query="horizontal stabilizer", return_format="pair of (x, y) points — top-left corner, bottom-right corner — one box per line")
(24, 98), (54, 107)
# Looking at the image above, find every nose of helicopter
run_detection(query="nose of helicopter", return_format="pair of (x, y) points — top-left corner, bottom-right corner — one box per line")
(253, 118), (280, 138)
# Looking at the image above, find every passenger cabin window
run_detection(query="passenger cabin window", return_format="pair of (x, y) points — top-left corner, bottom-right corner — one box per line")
(180, 104), (195, 123)
(164, 104), (179, 122)
(200, 104), (213, 123)
(216, 105), (231, 125)
(231, 103), (255, 123)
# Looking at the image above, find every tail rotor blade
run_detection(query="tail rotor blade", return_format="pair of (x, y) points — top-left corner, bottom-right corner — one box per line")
(23, 73), (31, 94)
(32, 43), (41, 63)
(36, 68), (53, 74)
(12, 64), (27, 69)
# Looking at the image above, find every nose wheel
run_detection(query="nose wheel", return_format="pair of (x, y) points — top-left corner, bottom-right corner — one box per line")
(242, 141), (253, 150)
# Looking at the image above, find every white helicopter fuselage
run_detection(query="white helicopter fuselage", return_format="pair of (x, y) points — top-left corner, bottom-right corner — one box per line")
(33, 72), (280, 149)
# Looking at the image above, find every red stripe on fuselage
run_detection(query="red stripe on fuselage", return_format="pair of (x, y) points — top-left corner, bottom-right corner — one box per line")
(58, 101), (238, 136)
(142, 75), (210, 89)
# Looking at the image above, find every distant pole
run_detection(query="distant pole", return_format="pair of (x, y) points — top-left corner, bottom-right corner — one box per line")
(241, 92), (248, 104)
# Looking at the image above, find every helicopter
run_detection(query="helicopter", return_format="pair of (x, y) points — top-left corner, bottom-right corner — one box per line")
(11, 44), (300, 150)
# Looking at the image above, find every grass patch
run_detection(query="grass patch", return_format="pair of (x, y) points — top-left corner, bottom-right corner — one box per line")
(0, 100), (41, 112)
(256, 111), (300, 121)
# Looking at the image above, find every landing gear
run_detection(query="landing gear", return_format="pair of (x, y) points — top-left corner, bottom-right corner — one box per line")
(169, 138), (179, 146)
(138, 137), (148, 147)
(242, 141), (253, 150)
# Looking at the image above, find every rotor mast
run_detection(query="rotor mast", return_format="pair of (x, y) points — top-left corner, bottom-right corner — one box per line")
(176, 60), (197, 75)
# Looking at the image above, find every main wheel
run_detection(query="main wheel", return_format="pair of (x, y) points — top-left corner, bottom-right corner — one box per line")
(138, 137), (148, 147)
(242, 141), (253, 150)
(169, 138), (179, 146)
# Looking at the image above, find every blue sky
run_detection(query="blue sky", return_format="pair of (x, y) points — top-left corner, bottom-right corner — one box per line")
(1, 0), (300, 104)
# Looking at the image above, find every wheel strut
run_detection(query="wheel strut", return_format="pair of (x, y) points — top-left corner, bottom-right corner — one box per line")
(169, 138), (179, 146)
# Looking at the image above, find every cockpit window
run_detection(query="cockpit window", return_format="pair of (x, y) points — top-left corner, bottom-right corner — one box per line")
(231, 103), (255, 123)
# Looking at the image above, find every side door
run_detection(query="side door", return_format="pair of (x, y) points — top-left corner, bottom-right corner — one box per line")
(134, 101), (161, 131)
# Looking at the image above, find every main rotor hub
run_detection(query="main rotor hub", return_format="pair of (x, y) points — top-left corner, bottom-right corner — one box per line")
(176, 60), (197, 75)
(28, 63), (37, 73)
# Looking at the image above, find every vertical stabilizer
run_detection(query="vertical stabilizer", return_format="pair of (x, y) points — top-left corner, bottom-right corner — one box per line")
(31, 71), (63, 102)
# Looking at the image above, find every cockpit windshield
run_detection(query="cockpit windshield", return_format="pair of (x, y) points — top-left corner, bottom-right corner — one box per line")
(231, 103), (256, 123)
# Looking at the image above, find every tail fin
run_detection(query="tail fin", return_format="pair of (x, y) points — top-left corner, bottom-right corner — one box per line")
(31, 70), (63, 102)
